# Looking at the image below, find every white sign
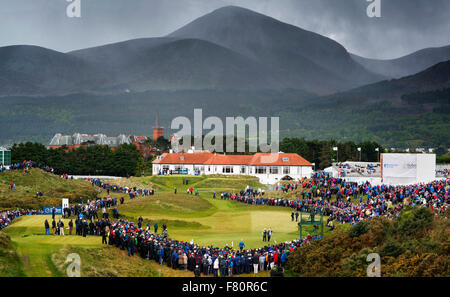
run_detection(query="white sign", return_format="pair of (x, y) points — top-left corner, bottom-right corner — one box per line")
(382, 154), (416, 178)
(62, 198), (69, 209)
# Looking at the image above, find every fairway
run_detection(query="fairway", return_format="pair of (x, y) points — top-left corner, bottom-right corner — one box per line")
(1, 171), (325, 277)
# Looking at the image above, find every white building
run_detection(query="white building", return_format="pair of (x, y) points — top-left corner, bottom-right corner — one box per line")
(152, 151), (313, 184)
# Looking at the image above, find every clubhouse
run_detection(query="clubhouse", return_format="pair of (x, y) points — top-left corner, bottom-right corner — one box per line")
(152, 150), (313, 184)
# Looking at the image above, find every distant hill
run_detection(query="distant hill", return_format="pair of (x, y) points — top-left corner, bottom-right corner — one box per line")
(314, 60), (450, 107)
(169, 6), (383, 94)
(0, 45), (99, 96)
(0, 6), (384, 96)
(292, 61), (450, 147)
(351, 45), (450, 78)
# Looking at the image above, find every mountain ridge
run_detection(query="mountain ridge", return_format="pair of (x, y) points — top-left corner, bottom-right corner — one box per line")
(351, 45), (450, 78)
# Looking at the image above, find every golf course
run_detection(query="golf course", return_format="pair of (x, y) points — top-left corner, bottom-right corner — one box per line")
(0, 169), (330, 277)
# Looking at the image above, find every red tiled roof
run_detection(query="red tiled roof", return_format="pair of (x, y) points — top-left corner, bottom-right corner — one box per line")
(204, 154), (253, 165)
(249, 153), (312, 166)
(153, 152), (312, 166)
(153, 151), (213, 164)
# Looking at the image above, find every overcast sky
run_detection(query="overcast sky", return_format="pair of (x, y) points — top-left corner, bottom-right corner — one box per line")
(1, 0), (449, 59)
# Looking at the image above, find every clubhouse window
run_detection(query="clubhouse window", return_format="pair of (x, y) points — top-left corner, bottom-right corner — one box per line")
(256, 166), (266, 174)
(269, 166), (279, 174)
(240, 166), (246, 174)
(223, 166), (233, 173)
(283, 167), (290, 174)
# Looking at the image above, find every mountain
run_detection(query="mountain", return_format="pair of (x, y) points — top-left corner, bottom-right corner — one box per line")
(69, 37), (285, 92)
(0, 45), (100, 96)
(0, 6), (385, 97)
(169, 6), (384, 94)
(351, 45), (450, 78)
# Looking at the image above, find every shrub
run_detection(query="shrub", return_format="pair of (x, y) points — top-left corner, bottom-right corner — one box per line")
(348, 220), (371, 238)
(394, 207), (433, 237)
(380, 241), (405, 257)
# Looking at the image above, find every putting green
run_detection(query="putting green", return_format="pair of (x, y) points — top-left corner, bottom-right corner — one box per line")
(112, 190), (326, 249)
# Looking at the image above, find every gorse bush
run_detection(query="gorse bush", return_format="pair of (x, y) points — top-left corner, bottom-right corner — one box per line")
(348, 220), (371, 238)
(394, 207), (434, 237)
(287, 209), (450, 277)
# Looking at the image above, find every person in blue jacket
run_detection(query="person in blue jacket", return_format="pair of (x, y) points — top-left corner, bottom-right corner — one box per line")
(281, 251), (288, 267)
(172, 250), (178, 269)
(239, 239), (245, 252)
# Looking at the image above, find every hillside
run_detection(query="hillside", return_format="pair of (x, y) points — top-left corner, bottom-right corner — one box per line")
(69, 38), (284, 92)
(287, 207), (450, 277)
(0, 45), (99, 96)
(0, 169), (97, 209)
(291, 61), (450, 147)
(351, 45), (450, 78)
(311, 60), (450, 109)
(169, 6), (383, 94)
(0, 85), (449, 148)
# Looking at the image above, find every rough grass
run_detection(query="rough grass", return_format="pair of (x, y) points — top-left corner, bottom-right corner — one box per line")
(52, 246), (160, 277)
(0, 169), (97, 209)
(0, 231), (25, 276)
(194, 176), (264, 191)
(117, 193), (216, 218)
(99, 176), (161, 191)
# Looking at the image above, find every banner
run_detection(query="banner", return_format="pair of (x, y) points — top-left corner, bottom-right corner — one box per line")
(382, 154), (416, 178)
(43, 206), (63, 215)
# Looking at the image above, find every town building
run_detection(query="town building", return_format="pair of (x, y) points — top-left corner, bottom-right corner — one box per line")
(48, 133), (158, 159)
(152, 150), (313, 184)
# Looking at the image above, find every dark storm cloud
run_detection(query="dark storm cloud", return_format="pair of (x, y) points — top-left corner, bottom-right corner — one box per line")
(0, 0), (449, 58)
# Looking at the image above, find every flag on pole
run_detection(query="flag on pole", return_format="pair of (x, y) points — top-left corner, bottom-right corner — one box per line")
(333, 147), (338, 151)
(357, 147), (361, 152)
(375, 148), (379, 152)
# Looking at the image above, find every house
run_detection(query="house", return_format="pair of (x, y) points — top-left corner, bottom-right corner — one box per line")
(152, 150), (313, 184)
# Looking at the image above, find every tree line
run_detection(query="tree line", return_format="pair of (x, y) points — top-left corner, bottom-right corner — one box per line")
(10, 142), (144, 177)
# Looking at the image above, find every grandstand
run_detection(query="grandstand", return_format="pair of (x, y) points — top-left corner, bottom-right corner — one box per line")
(436, 164), (450, 178)
(327, 162), (381, 178)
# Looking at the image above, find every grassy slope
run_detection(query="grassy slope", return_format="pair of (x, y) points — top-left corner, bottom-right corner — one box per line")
(0, 169), (97, 209)
(0, 231), (25, 276)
